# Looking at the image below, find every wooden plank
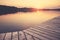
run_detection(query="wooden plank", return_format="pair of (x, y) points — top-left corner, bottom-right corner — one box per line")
(32, 26), (60, 37)
(24, 33), (34, 40)
(38, 24), (60, 31)
(5, 32), (11, 40)
(19, 31), (27, 40)
(26, 28), (59, 40)
(17, 31), (19, 40)
(0, 33), (6, 40)
(41, 25), (60, 31)
(12, 32), (18, 40)
(23, 30), (49, 40)
(28, 28), (60, 40)
(37, 25), (60, 33)
(11, 32), (13, 40)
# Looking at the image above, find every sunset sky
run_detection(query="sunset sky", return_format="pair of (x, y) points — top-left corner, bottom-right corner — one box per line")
(0, 0), (60, 8)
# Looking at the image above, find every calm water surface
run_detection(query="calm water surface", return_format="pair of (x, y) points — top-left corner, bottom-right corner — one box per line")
(0, 11), (60, 32)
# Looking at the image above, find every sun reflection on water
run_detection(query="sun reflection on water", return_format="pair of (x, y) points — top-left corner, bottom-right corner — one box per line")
(0, 11), (59, 28)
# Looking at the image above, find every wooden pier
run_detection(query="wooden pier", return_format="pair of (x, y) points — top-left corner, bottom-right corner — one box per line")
(0, 16), (60, 40)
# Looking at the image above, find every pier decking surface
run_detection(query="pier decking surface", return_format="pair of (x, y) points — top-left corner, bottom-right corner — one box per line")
(0, 16), (60, 40)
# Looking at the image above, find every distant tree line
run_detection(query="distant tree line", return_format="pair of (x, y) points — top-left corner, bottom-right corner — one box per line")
(0, 5), (60, 15)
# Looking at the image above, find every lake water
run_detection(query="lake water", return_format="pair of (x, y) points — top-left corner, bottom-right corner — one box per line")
(0, 11), (60, 33)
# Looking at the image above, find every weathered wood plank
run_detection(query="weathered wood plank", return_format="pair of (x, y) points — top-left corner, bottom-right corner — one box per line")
(23, 30), (49, 40)
(12, 32), (18, 40)
(5, 32), (11, 40)
(33, 27), (60, 38)
(0, 33), (6, 40)
(32, 26), (60, 36)
(24, 33), (33, 40)
(19, 31), (27, 40)
(28, 27), (60, 40)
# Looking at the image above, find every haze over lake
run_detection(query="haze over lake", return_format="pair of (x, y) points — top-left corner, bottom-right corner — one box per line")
(0, 11), (60, 33)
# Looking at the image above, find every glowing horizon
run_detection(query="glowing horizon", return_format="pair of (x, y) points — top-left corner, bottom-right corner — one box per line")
(0, 0), (60, 8)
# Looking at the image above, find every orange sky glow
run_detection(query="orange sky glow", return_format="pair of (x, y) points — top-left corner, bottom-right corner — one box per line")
(0, 0), (60, 8)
